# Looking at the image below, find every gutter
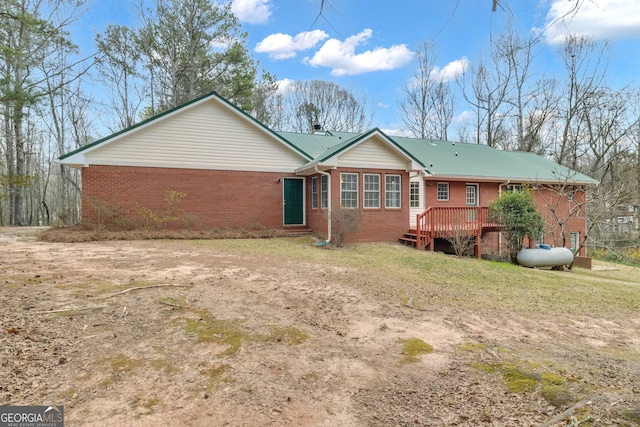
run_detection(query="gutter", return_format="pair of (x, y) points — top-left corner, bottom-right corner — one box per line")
(497, 180), (510, 256)
(315, 166), (332, 244)
(498, 180), (510, 197)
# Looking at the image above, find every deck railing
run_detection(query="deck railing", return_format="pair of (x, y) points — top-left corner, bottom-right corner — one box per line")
(415, 206), (499, 250)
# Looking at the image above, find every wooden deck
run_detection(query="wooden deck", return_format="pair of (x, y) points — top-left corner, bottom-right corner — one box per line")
(399, 206), (502, 257)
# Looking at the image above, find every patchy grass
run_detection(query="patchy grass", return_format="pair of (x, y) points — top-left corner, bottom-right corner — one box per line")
(39, 226), (289, 243)
(199, 364), (230, 391)
(181, 311), (247, 356)
(457, 342), (487, 353)
(99, 353), (143, 387)
(502, 369), (538, 393)
(400, 338), (434, 363)
(187, 240), (640, 318)
(265, 326), (310, 346)
(179, 309), (309, 356)
(469, 360), (577, 406)
(540, 384), (575, 407)
(149, 358), (176, 373)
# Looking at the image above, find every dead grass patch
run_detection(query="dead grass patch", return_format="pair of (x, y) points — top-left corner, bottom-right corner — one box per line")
(39, 226), (289, 243)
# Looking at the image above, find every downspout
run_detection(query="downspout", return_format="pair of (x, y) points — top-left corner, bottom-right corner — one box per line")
(315, 166), (332, 244)
(497, 180), (510, 256)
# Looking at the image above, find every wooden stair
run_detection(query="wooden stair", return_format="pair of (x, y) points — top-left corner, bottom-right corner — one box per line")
(399, 230), (420, 247)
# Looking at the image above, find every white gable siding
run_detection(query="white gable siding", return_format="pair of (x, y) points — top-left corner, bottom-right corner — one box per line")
(338, 136), (410, 170)
(84, 100), (305, 172)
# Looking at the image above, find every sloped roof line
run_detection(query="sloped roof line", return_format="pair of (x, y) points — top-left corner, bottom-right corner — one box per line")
(59, 91), (313, 161)
(318, 128), (425, 165)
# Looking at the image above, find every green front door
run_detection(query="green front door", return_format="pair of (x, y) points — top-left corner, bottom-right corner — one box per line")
(284, 178), (304, 225)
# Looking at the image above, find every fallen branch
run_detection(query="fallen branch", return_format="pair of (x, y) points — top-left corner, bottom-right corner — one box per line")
(157, 300), (191, 309)
(91, 284), (192, 300)
(32, 306), (106, 315)
(539, 397), (598, 427)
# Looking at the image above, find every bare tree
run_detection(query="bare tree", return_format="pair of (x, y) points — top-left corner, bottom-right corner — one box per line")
(554, 35), (609, 169)
(398, 42), (456, 140)
(273, 80), (372, 133)
(461, 43), (512, 147)
(0, 0), (87, 225)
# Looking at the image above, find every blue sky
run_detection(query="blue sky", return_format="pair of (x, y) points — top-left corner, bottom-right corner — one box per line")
(76, 0), (640, 136)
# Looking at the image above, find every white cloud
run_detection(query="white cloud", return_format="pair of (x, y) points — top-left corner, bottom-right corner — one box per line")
(453, 110), (475, 124)
(538, 0), (640, 44)
(231, 0), (272, 25)
(377, 102), (389, 108)
(304, 29), (414, 76)
(429, 57), (469, 83)
(275, 78), (294, 94)
(255, 30), (329, 60)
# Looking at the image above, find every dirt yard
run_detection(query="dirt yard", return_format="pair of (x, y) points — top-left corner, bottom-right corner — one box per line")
(1, 227), (639, 426)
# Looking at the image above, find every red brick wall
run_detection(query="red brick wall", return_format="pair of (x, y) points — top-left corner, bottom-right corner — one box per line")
(423, 179), (588, 257)
(307, 168), (410, 244)
(533, 186), (588, 256)
(81, 165), (293, 229)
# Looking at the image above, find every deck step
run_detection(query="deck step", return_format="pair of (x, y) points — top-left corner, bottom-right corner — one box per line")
(398, 232), (418, 247)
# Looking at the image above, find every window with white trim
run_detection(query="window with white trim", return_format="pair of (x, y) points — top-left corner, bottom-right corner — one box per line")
(437, 182), (449, 201)
(320, 175), (328, 208)
(410, 181), (420, 208)
(466, 185), (478, 206)
(570, 232), (579, 251)
(505, 184), (523, 193)
(386, 175), (401, 208)
(340, 173), (358, 208)
(364, 174), (380, 208)
(311, 177), (318, 209)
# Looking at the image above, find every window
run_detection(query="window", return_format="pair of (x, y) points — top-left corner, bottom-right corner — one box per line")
(386, 175), (401, 208)
(410, 181), (420, 208)
(505, 184), (523, 193)
(340, 173), (358, 208)
(466, 185), (478, 206)
(437, 183), (449, 201)
(364, 174), (380, 208)
(568, 186), (575, 201)
(570, 232), (579, 251)
(311, 177), (318, 209)
(320, 175), (328, 208)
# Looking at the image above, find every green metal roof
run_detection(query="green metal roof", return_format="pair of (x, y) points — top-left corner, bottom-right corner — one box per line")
(276, 131), (347, 159)
(392, 137), (598, 184)
(278, 130), (597, 185)
(58, 87), (597, 185)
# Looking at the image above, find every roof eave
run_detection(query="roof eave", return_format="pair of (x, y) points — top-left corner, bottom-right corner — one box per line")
(59, 91), (313, 163)
(424, 174), (599, 185)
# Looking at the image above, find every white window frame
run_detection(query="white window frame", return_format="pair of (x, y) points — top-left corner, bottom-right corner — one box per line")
(505, 184), (523, 193)
(410, 181), (420, 208)
(466, 184), (478, 206)
(385, 174), (401, 208)
(570, 232), (580, 251)
(320, 175), (328, 209)
(340, 173), (359, 209)
(364, 174), (380, 208)
(437, 182), (449, 201)
(311, 176), (318, 209)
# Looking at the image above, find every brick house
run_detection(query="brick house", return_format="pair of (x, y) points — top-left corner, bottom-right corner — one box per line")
(59, 91), (598, 258)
